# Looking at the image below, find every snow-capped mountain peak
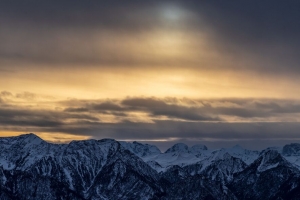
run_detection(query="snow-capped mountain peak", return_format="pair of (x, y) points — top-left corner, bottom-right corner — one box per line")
(189, 144), (208, 153)
(2, 134), (300, 199)
(119, 141), (161, 158)
(165, 143), (189, 153)
(257, 150), (289, 172)
(282, 143), (300, 156)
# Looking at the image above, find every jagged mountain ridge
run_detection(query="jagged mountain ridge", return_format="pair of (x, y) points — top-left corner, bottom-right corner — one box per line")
(229, 150), (300, 199)
(1, 133), (300, 200)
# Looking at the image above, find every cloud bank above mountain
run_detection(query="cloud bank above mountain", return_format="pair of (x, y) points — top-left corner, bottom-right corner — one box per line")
(1, 1), (300, 149)
(1, 91), (300, 150)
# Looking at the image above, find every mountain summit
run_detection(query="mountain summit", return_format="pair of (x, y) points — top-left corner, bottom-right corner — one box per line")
(1, 134), (300, 199)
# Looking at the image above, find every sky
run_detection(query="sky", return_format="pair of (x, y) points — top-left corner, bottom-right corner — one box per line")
(1, 1), (300, 151)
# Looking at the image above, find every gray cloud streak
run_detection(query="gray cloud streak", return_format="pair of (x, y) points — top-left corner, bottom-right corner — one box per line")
(1, 93), (300, 149)
(121, 98), (218, 121)
(62, 97), (300, 121)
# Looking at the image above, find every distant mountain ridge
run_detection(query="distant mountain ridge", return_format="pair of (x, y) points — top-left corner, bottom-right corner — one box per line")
(1, 133), (300, 199)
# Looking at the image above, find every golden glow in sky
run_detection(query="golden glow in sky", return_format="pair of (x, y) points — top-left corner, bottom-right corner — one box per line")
(1, 1), (300, 148)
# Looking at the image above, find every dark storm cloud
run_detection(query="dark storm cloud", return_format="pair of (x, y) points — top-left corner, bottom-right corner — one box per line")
(1, 1), (300, 74)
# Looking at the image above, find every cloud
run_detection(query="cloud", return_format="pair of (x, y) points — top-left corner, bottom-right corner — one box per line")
(255, 101), (300, 114)
(0, 108), (63, 127)
(120, 97), (300, 120)
(121, 98), (218, 121)
(0, 0), (300, 77)
(62, 97), (300, 122)
(26, 120), (300, 142)
(15, 92), (38, 100)
(1, 93), (300, 149)
(0, 1), (177, 31)
(64, 107), (89, 112)
(0, 91), (13, 97)
(186, 1), (300, 74)
(91, 102), (126, 112)
(0, 106), (99, 128)
(1, 1), (300, 149)
(64, 98), (220, 121)
(0, 91), (56, 104)
(64, 102), (128, 118)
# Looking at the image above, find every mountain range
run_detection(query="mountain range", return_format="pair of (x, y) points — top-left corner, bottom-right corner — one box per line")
(1, 133), (300, 199)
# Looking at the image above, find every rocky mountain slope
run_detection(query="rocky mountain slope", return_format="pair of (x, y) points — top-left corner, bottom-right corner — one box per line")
(1, 133), (300, 199)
